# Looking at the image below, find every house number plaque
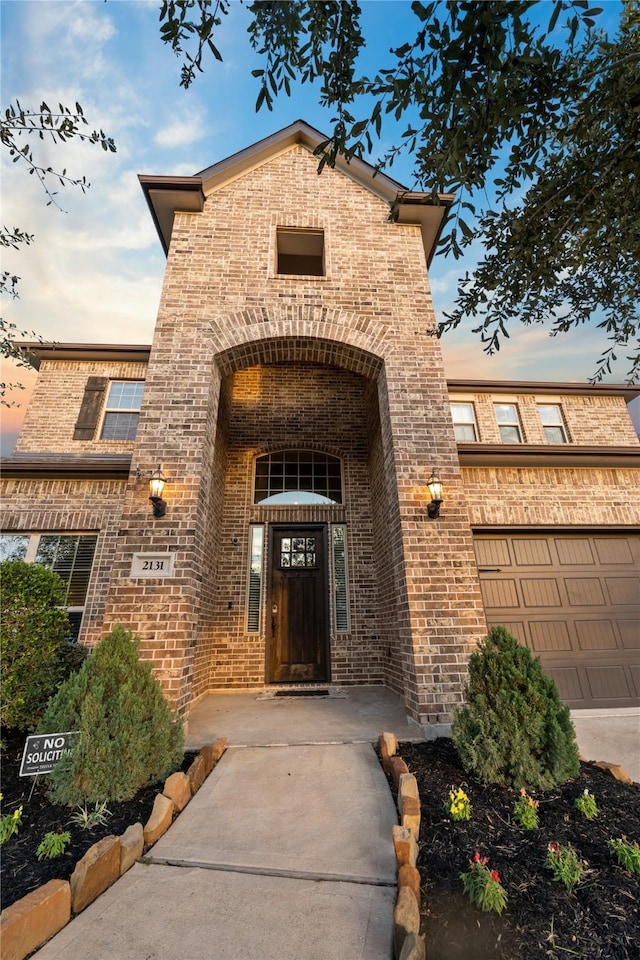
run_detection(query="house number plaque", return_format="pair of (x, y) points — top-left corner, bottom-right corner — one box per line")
(130, 552), (175, 578)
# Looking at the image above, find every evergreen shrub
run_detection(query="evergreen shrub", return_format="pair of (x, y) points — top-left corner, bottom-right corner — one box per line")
(39, 626), (184, 805)
(1, 561), (86, 731)
(451, 625), (580, 790)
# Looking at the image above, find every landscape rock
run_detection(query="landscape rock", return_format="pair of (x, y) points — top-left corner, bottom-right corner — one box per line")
(0, 879), (70, 960)
(119, 823), (144, 875)
(392, 824), (418, 869)
(385, 755), (410, 788)
(187, 754), (206, 793)
(143, 793), (174, 845)
(398, 863), (422, 903)
(199, 743), (215, 775)
(70, 835), (120, 914)
(163, 771), (191, 812)
(379, 731), (398, 760)
(211, 736), (228, 762)
(591, 761), (633, 785)
(393, 885), (420, 959)
(399, 931), (426, 960)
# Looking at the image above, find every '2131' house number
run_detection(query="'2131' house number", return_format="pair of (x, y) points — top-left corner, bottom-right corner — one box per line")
(130, 553), (175, 578)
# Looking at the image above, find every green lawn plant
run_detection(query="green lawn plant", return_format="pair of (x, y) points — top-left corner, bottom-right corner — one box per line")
(546, 842), (584, 891)
(608, 838), (640, 876)
(513, 788), (539, 830)
(451, 626), (580, 790)
(575, 789), (598, 820)
(38, 626), (184, 806)
(0, 561), (87, 731)
(36, 831), (71, 860)
(69, 800), (111, 830)
(461, 852), (508, 915)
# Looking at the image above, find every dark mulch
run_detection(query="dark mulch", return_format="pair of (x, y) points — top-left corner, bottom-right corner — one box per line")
(1, 730), (195, 911)
(397, 739), (640, 960)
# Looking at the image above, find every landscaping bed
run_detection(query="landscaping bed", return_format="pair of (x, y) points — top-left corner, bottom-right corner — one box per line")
(398, 738), (639, 960)
(1, 730), (195, 911)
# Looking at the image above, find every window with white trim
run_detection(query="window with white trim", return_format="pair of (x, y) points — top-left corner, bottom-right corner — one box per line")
(0, 533), (98, 640)
(537, 404), (568, 443)
(450, 402), (478, 441)
(276, 228), (324, 276)
(331, 525), (349, 632)
(246, 526), (264, 633)
(494, 403), (523, 443)
(100, 381), (144, 441)
(254, 451), (342, 505)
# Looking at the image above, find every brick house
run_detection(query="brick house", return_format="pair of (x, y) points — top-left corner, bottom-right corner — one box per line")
(2, 121), (639, 732)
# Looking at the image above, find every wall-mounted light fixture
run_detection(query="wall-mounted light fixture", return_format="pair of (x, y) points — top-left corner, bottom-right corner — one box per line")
(427, 470), (443, 519)
(148, 466), (167, 518)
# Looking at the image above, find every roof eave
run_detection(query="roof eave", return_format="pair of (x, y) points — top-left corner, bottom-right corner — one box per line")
(1, 454), (132, 480)
(457, 444), (640, 468)
(15, 342), (151, 370)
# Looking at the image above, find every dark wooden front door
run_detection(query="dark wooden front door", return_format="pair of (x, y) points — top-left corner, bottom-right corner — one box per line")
(268, 525), (329, 683)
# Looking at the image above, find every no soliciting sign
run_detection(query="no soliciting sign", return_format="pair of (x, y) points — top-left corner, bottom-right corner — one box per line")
(19, 732), (78, 777)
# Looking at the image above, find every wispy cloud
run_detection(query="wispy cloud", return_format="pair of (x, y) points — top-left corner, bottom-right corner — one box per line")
(155, 118), (206, 148)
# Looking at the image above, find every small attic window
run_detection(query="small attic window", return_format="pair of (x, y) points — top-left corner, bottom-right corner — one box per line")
(276, 228), (324, 276)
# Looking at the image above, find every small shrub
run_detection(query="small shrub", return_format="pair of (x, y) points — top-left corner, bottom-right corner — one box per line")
(461, 852), (508, 914)
(513, 788), (539, 830)
(0, 561), (87, 731)
(36, 831), (71, 860)
(70, 801), (112, 830)
(39, 626), (184, 805)
(446, 786), (472, 821)
(546, 842), (584, 890)
(451, 626), (580, 790)
(575, 789), (598, 820)
(609, 838), (640, 876)
(0, 801), (22, 845)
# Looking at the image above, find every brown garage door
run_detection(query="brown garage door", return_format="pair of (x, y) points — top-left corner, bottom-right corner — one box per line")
(474, 532), (640, 709)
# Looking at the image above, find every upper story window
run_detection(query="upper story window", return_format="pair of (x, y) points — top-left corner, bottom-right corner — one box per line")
(450, 402), (478, 442)
(276, 228), (324, 276)
(0, 532), (98, 640)
(537, 403), (568, 443)
(494, 403), (523, 443)
(100, 381), (144, 441)
(254, 451), (342, 505)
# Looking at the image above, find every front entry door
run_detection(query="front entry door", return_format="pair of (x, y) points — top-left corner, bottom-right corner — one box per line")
(268, 525), (329, 683)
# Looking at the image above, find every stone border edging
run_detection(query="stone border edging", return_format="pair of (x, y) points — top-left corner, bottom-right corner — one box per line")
(378, 733), (636, 960)
(0, 737), (228, 960)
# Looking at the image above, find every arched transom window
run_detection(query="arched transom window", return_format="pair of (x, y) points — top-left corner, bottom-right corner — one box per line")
(254, 451), (342, 505)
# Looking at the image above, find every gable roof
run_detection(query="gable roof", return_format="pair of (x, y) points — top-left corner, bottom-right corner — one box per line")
(139, 119), (453, 265)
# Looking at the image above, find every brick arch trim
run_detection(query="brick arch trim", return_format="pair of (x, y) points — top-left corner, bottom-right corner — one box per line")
(206, 306), (387, 378)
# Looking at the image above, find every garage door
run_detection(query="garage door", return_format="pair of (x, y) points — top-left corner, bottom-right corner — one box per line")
(474, 533), (640, 709)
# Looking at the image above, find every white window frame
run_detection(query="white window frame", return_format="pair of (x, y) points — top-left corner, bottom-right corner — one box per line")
(246, 525), (265, 634)
(99, 380), (144, 441)
(494, 402), (524, 443)
(450, 401), (478, 442)
(331, 525), (349, 633)
(537, 403), (568, 443)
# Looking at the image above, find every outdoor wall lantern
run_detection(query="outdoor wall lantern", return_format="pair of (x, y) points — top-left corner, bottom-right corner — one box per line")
(148, 466), (168, 518)
(427, 470), (443, 519)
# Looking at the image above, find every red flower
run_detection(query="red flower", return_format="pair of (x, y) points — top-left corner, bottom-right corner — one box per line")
(474, 851), (481, 863)
(490, 870), (500, 883)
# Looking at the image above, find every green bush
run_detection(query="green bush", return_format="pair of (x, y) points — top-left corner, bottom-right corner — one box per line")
(451, 625), (580, 790)
(38, 626), (184, 805)
(0, 561), (87, 731)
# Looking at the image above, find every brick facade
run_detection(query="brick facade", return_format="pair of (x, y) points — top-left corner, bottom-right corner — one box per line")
(2, 125), (639, 729)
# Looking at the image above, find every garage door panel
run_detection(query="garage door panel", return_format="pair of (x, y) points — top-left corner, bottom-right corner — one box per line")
(475, 532), (640, 709)
(586, 666), (632, 702)
(556, 538), (595, 566)
(513, 538), (552, 566)
(544, 666), (585, 703)
(593, 538), (635, 565)
(480, 579), (519, 608)
(605, 577), (640, 606)
(565, 578), (605, 606)
(529, 620), (572, 653)
(474, 539), (512, 567)
(619, 620), (640, 650)
(521, 579), (562, 607)
(576, 619), (618, 651)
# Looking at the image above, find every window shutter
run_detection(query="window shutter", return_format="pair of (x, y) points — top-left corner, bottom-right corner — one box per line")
(73, 377), (107, 440)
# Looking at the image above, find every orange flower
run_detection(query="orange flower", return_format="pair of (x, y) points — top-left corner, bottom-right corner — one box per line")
(490, 870), (500, 883)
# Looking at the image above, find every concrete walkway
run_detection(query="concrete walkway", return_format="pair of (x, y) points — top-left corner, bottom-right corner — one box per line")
(33, 691), (405, 960)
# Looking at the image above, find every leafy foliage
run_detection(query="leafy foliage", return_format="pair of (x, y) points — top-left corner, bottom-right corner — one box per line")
(0, 802), (23, 845)
(460, 852), (508, 914)
(546, 841), (584, 890)
(451, 625), (580, 790)
(39, 626), (184, 806)
(159, 1), (640, 380)
(0, 561), (84, 732)
(608, 837), (640, 876)
(513, 788), (540, 830)
(575, 788), (599, 820)
(36, 830), (71, 860)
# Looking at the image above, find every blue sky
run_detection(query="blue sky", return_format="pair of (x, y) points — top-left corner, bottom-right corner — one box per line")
(1, 0), (636, 453)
